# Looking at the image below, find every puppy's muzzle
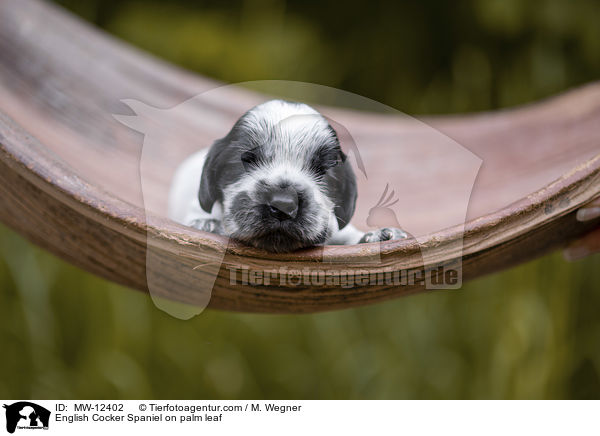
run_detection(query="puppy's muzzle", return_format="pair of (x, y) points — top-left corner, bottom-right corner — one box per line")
(266, 187), (299, 220)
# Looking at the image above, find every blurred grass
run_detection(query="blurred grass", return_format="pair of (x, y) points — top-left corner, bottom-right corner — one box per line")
(2, 223), (600, 399)
(0, 0), (599, 399)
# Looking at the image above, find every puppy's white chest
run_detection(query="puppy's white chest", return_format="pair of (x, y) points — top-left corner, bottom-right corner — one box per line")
(168, 149), (222, 225)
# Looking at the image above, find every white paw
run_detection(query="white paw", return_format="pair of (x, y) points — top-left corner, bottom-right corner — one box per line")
(189, 218), (224, 235)
(359, 227), (408, 243)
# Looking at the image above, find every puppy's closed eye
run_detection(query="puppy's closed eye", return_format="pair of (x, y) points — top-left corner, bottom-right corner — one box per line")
(241, 148), (261, 171)
(308, 146), (344, 176)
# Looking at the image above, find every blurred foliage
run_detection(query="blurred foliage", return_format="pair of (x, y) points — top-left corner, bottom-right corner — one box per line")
(54, 0), (600, 113)
(2, 223), (600, 399)
(0, 0), (599, 399)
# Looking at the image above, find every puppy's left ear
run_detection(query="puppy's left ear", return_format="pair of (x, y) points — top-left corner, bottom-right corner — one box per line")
(198, 138), (227, 213)
(329, 153), (357, 230)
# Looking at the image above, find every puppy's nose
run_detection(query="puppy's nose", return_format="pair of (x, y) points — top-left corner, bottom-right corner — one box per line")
(267, 191), (298, 220)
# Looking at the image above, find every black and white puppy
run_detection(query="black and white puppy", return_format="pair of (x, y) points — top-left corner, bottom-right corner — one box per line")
(168, 100), (406, 253)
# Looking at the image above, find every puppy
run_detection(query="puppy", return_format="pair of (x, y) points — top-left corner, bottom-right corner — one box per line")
(168, 100), (407, 253)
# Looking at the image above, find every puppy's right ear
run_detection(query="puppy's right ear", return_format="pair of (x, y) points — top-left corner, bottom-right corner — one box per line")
(198, 139), (227, 213)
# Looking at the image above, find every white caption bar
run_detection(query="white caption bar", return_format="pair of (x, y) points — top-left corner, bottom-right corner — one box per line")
(0, 400), (597, 436)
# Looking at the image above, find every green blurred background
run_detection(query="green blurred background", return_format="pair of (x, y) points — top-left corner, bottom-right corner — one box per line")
(1, 0), (599, 399)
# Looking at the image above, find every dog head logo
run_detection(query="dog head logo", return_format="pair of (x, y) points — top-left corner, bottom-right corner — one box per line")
(3, 402), (50, 434)
(113, 81), (482, 317)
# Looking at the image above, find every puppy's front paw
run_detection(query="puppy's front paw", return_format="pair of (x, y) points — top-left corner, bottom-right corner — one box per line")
(189, 218), (224, 235)
(359, 227), (408, 243)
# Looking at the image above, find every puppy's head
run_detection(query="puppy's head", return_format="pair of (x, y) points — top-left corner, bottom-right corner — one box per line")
(199, 100), (357, 252)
